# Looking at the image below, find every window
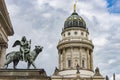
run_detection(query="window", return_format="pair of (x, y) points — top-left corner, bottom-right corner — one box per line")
(75, 59), (78, 67)
(86, 34), (87, 37)
(68, 32), (71, 36)
(63, 34), (65, 37)
(60, 50), (63, 54)
(79, 22), (83, 26)
(81, 32), (84, 35)
(82, 60), (85, 68)
(68, 60), (71, 68)
(74, 32), (77, 35)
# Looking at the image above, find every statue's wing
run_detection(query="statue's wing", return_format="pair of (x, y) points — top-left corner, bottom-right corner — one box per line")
(12, 40), (21, 47)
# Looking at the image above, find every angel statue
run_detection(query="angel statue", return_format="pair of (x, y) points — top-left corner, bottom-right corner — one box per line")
(12, 36), (31, 61)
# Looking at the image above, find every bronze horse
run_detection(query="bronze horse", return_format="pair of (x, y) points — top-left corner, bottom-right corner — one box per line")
(4, 46), (43, 69)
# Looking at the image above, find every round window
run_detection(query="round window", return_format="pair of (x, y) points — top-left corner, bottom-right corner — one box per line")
(64, 34), (65, 37)
(68, 32), (71, 36)
(74, 32), (77, 35)
(81, 32), (84, 35)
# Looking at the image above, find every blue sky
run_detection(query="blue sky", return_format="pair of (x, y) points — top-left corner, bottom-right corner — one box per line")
(107, 0), (116, 7)
(107, 0), (120, 13)
(5, 0), (120, 80)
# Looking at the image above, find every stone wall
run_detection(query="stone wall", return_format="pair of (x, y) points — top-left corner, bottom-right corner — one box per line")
(0, 69), (51, 80)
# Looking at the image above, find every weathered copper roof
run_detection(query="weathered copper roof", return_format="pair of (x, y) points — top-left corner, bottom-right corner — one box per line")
(64, 12), (86, 29)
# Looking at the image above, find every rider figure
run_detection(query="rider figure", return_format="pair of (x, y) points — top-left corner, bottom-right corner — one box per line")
(20, 36), (29, 61)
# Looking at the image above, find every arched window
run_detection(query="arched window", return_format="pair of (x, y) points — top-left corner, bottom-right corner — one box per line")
(82, 60), (85, 68)
(68, 60), (71, 68)
(75, 59), (78, 66)
(79, 22), (83, 26)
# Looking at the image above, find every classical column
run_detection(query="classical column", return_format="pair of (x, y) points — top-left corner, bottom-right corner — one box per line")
(86, 49), (89, 69)
(63, 49), (66, 70)
(79, 48), (81, 68)
(0, 44), (7, 68)
(58, 50), (61, 70)
(91, 51), (93, 70)
(88, 49), (91, 69)
(89, 50), (92, 70)
(70, 47), (73, 69)
(88, 50), (90, 69)
(89, 50), (93, 71)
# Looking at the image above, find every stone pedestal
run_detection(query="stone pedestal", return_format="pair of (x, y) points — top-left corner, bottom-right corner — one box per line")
(0, 69), (51, 80)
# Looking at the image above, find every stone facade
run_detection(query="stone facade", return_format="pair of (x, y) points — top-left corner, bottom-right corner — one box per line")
(0, 0), (14, 68)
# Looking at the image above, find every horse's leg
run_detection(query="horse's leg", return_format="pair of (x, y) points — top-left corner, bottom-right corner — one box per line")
(13, 60), (19, 69)
(4, 62), (8, 69)
(31, 62), (36, 69)
(13, 61), (16, 69)
(4, 64), (8, 69)
(27, 62), (31, 69)
(4, 59), (12, 69)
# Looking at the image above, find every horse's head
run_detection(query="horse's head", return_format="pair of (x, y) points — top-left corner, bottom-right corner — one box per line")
(34, 45), (43, 54)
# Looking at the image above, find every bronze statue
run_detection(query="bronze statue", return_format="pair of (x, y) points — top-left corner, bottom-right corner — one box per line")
(76, 64), (80, 73)
(94, 67), (101, 76)
(12, 36), (31, 61)
(4, 45), (43, 69)
(4, 36), (43, 69)
(53, 67), (59, 76)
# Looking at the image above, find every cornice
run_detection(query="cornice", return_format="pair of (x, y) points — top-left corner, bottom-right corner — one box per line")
(0, 11), (14, 36)
(57, 40), (94, 50)
(0, 0), (14, 36)
(61, 27), (89, 35)
(59, 68), (94, 72)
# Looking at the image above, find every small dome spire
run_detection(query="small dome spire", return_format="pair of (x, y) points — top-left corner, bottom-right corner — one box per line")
(74, 3), (76, 12)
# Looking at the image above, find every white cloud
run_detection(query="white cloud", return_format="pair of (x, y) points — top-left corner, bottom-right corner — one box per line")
(93, 36), (108, 47)
(5, 0), (120, 77)
(110, 74), (120, 80)
(108, 59), (116, 64)
(7, 4), (20, 16)
(42, 13), (52, 18)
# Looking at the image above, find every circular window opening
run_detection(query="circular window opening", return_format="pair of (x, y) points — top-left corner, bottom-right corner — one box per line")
(64, 34), (65, 37)
(68, 32), (71, 36)
(74, 32), (78, 35)
(81, 32), (84, 35)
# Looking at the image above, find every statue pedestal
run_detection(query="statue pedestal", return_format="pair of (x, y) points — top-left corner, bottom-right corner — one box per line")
(0, 69), (50, 80)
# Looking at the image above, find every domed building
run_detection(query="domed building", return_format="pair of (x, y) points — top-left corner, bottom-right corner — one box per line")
(52, 3), (105, 80)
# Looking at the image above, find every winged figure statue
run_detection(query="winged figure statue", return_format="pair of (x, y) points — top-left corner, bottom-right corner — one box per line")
(4, 36), (43, 69)
(12, 36), (31, 61)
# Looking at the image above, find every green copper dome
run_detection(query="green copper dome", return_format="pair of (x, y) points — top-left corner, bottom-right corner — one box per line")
(64, 12), (86, 29)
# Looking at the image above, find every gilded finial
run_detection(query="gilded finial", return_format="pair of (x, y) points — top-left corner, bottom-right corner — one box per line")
(74, 3), (76, 12)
